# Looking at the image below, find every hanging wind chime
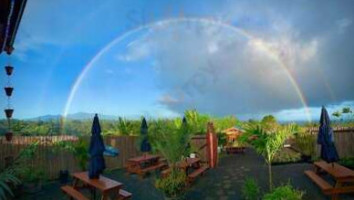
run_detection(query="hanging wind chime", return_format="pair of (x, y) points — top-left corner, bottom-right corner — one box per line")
(3, 0), (15, 142)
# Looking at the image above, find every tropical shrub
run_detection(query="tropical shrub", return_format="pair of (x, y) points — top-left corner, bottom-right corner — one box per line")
(155, 169), (187, 199)
(184, 110), (210, 134)
(263, 184), (303, 200)
(272, 149), (301, 164)
(294, 130), (316, 158)
(0, 168), (21, 200)
(72, 138), (89, 170)
(240, 124), (296, 190)
(241, 178), (261, 200)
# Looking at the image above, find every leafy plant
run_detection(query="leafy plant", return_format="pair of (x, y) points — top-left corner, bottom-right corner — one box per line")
(152, 119), (192, 166)
(72, 138), (89, 171)
(241, 177), (261, 200)
(155, 169), (187, 199)
(184, 110), (210, 134)
(20, 167), (45, 183)
(272, 149), (301, 164)
(294, 130), (315, 158)
(0, 168), (21, 200)
(240, 124), (295, 191)
(339, 157), (354, 169)
(263, 184), (303, 200)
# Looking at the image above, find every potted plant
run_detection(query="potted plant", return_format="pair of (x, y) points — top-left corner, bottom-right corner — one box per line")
(4, 87), (14, 97)
(5, 65), (14, 76)
(4, 109), (14, 118)
(5, 131), (13, 141)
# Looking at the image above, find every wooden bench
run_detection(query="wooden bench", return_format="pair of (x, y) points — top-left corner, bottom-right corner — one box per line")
(161, 168), (171, 178)
(225, 146), (245, 154)
(61, 185), (89, 200)
(188, 165), (208, 182)
(139, 162), (167, 177)
(305, 170), (333, 194)
(118, 189), (132, 200)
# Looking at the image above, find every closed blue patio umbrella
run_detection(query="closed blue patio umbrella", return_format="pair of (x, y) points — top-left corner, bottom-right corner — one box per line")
(317, 106), (339, 165)
(140, 117), (151, 154)
(88, 114), (106, 179)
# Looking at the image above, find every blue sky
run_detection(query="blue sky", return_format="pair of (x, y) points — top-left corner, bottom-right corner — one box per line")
(0, 0), (353, 121)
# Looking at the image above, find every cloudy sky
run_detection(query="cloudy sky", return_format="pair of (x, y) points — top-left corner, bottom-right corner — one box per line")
(0, 0), (353, 121)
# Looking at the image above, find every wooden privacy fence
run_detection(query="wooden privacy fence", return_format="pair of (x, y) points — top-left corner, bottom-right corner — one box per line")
(0, 135), (141, 180)
(308, 127), (354, 158)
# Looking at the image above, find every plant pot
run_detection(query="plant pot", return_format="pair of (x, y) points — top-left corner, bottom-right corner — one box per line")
(4, 87), (13, 97)
(4, 109), (14, 118)
(5, 66), (14, 76)
(59, 170), (69, 184)
(5, 131), (13, 141)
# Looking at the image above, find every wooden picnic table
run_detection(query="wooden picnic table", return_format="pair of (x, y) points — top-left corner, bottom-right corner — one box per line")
(305, 161), (354, 200)
(177, 158), (201, 172)
(72, 171), (123, 200)
(126, 154), (166, 177)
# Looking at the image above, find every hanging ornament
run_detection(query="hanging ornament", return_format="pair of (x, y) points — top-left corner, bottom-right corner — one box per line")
(5, 65), (13, 75)
(5, 131), (13, 142)
(4, 87), (13, 97)
(4, 108), (14, 118)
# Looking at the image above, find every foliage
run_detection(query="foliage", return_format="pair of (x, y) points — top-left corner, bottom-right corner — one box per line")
(263, 184), (303, 200)
(19, 167), (45, 183)
(151, 118), (192, 166)
(240, 124), (296, 191)
(72, 138), (89, 170)
(155, 169), (187, 198)
(0, 168), (21, 200)
(241, 178), (261, 200)
(294, 129), (316, 158)
(272, 149), (301, 164)
(261, 115), (278, 132)
(339, 157), (354, 169)
(332, 106), (354, 124)
(216, 131), (228, 147)
(0, 142), (40, 200)
(184, 110), (210, 134)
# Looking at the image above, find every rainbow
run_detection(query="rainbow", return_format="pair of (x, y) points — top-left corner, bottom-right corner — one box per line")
(63, 17), (313, 122)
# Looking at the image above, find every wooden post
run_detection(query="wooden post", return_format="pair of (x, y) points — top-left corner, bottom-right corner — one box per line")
(206, 122), (218, 168)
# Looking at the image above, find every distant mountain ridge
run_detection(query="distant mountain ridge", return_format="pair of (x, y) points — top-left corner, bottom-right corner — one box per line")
(27, 112), (118, 121)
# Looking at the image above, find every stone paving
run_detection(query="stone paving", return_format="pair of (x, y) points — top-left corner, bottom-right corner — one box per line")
(20, 149), (354, 200)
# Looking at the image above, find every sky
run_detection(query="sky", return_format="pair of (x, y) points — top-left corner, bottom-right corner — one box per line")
(0, 0), (353, 122)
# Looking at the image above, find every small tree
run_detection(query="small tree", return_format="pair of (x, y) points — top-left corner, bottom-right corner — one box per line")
(240, 124), (295, 191)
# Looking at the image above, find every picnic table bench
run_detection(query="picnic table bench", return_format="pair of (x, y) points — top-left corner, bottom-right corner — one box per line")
(225, 146), (245, 154)
(61, 171), (132, 200)
(126, 154), (167, 177)
(161, 158), (208, 182)
(305, 161), (354, 200)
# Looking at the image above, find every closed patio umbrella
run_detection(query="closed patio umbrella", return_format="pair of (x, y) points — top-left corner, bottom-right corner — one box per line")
(140, 117), (151, 154)
(317, 106), (339, 165)
(88, 114), (106, 179)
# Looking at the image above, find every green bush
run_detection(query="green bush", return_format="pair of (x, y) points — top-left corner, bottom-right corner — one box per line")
(263, 184), (303, 200)
(155, 170), (187, 199)
(241, 178), (261, 200)
(273, 149), (301, 164)
(339, 157), (354, 169)
(294, 130), (315, 158)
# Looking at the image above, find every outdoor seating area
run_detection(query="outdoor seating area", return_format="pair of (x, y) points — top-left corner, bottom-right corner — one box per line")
(1, 1), (354, 200)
